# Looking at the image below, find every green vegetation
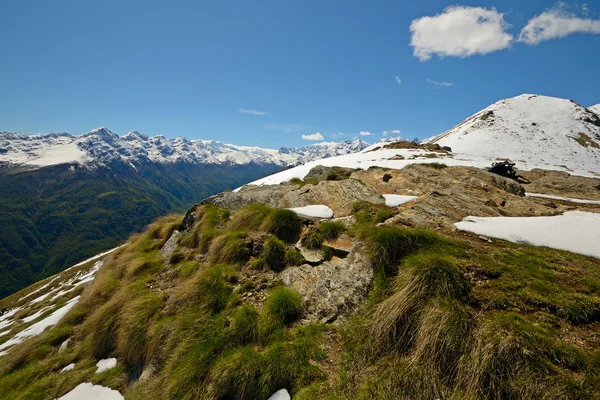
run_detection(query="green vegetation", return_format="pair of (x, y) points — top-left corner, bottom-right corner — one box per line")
(265, 287), (303, 325)
(2, 200), (600, 400)
(284, 249), (305, 266)
(262, 237), (286, 272)
(300, 231), (324, 250)
(317, 221), (346, 240)
(421, 162), (448, 169)
(0, 161), (281, 297)
(352, 201), (398, 224)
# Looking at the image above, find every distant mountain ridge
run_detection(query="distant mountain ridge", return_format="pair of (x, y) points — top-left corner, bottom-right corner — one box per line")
(0, 127), (369, 170)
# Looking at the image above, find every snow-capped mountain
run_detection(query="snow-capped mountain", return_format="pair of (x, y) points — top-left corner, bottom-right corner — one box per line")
(425, 94), (600, 176)
(242, 94), (600, 188)
(590, 104), (600, 115)
(0, 127), (370, 170)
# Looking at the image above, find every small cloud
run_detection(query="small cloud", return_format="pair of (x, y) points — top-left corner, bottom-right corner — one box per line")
(359, 131), (374, 136)
(237, 108), (268, 116)
(332, 132), (344, 139)
(301, 132), (325, 141)
(395, 76), (402, 85)
(382, 129), (401, 137)
(426, 78), (454, 88)
(518, 5), (600, 45)
(410, 6), (513, 61)
(265, 123), (302, 132)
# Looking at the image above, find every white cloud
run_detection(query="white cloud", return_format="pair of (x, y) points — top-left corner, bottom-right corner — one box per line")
(410, 6), (513, 61)
(332, 132), (344, 139)
(265, 123), (302, 132)
(382, 129), (401, 137)
(426, 78), (454, 88)
(518, 6), (600, 45)
(395, 76), (402, 85)
(237, 108), (268, 116)
(359, 131), (374, 136)
(301, 132), (324, 141)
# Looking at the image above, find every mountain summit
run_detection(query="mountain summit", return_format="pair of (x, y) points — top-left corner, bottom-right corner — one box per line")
(426, 94), (600, 176)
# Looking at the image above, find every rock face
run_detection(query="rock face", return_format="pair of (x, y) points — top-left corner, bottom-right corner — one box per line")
(303, 165), (356, 181)
(195, 176), (384, 219)
(160, 230), (181, 261)
(280, 243), (373, 324)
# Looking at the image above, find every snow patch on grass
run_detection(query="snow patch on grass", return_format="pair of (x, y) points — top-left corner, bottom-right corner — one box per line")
(58, 382), (123, 400)
(288, 205), (334, 219)
(96, 358), (117, 373)
(455, 211), (600, 259)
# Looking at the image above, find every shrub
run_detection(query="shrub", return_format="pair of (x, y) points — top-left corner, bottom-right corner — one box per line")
(317, 221), (346, 241)
(266, 287), (303, 325)
(285, 249), (305, 266)
(262, 237), (286, 272)
(269, 209), (302, 242)
(301, 232), (323, 250)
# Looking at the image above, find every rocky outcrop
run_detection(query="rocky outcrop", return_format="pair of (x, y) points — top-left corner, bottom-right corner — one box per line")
(281, 243), (373, 324)
(303, 165), (356, 181)
(160, 230), (181, 261)
(199, 177), (384, 217)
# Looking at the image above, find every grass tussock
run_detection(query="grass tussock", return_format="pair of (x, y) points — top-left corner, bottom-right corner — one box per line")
(317, 221), (346, 241)
(352, 201), (398, 224)
(208, 231), (250, 265)
(227, 205), (302, 243)
(300, 231), (323, 250)
(262, 236), (286, 272)
(285, 249), (305, 266)
(266, 287), (303, 325)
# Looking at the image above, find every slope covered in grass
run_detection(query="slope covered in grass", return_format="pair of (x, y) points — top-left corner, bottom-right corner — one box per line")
(0, 201), (599, 399)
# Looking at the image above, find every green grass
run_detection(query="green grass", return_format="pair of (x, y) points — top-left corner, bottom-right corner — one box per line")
(262, 236), (286, 272)
(421, 162), (448, 169)
(268, 209), (302, 243)
(317, 221), (346, 241)
(208, 231), (250, 264)
(300, 232), (323, 250)
(285, 249), (305, 266)
(266, 287), (303, 325)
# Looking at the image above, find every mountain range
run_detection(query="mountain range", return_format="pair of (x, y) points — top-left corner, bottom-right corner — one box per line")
(0, 127), (369, 170)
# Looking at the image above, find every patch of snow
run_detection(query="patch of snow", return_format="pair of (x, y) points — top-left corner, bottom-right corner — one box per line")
(60, 363), (75, 373)
(57, 382), (124, 400)
(59, 338), (71, 353)
(65, 246), (123, 271)
(288, 205), (334, 219)
(19, 277), (58, 301)
(22, 306), (51, 323)
(268, 389), (291, 400)
(0, 308), (20, 331)
(96, 358), (117, 373)
(0, 296), (80, 354)
(525, 193), (600, 205)
(455, 211), (600, 259)
(30, 290), (55, 304)
(382, 194), (419, 207)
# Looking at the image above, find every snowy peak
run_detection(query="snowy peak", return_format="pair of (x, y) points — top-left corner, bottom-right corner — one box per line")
(590, 104), (600, 115)
(0, 129), (370, 170)
(427, 94), (600, 176)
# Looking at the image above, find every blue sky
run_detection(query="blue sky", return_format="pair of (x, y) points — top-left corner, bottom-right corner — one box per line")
(1, 0), (599, 148)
